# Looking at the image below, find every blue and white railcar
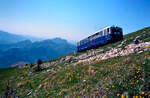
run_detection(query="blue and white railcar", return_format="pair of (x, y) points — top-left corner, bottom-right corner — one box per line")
(77, 26), (123, 52)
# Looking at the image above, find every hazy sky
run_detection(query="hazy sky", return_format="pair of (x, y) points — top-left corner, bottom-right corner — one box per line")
(0, 0), (150, 41)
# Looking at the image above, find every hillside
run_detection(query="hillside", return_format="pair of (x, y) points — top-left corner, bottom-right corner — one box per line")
(0, 27), (150, 97)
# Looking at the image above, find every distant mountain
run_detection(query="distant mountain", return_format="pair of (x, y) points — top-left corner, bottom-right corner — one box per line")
(0, 31), (27, 44)
(0, 40), (32, 51)
(0, 37), (76, 68)
(0, 30), (43, 44)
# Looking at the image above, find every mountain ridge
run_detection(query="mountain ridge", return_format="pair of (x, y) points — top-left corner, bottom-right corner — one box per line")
(0, 30), (46, 44)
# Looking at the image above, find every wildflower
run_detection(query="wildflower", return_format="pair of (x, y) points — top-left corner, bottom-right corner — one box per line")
(136, 80), (139, 83)
(69, 78), (72, 81)
(141, 91), (144, 94)
(136, 71), (140, 74)
(112, 85), (115, 88)
(104, 77), (108, 81)
(116, 93), (120, 96)
(142, 62), (146, 64)
(105, 88), (109, 91)
(137, 68), (141, 71)
(130, 82), (134, 85)
(121, 95), (124, 98)
(135, 96), (138, 98)
(46, 93), (49, 97)
(134, 76), (137, 78)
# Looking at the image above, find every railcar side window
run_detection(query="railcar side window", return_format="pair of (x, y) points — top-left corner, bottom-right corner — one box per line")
(89, 37), (92, 41)
(98, 32), (100, 37)
(100, 31), (103, 37)
(104, 29), (107, 36)
(99, 31), (101, 37)
(103, 30), (105, 36)
(106, 29), (107, 35)
(102, 31), (104, 36)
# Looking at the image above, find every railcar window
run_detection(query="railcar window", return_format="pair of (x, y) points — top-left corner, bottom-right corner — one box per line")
(99, 32), (101, 37)
(96, 34), (99, 38)
(89, 37), (92, 41)
(107, 28), (109, 33)
(106, 29), (108, 35)
(100, 31), (103, 37)
(103, 30), (105, 36)
(95, 35), (98, 39)
(86, 39), (88, 43)
(102, 31), (104, 36)
(104, 30), (107, 36)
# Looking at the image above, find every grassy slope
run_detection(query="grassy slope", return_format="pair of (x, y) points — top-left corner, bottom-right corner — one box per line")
(0, 27), (150, 97)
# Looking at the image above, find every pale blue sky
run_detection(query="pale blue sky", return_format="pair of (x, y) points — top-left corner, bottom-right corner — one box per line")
(0, 0), (150, 41)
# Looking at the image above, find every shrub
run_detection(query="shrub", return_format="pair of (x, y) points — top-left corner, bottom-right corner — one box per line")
(34, 59), (43, 72)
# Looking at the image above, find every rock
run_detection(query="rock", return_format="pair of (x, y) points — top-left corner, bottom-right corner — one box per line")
(27, 90), (32, 96)
(11, 62), (29, 68)
(28, 72), (33, 76)
(74, 41), (150, 66)
(60, 58), (65, 63)
(83, 80), (86, 82)
(135, 35), (140, 39)
(78, 53), (89, 60)
(138, 51), (143, 54)
(65, 56), (74, 62)
(117, 40), (126, 47)
(46, 69), (51, 72)
(88, 66), (97, 73)
(41, 62), (56, 68)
